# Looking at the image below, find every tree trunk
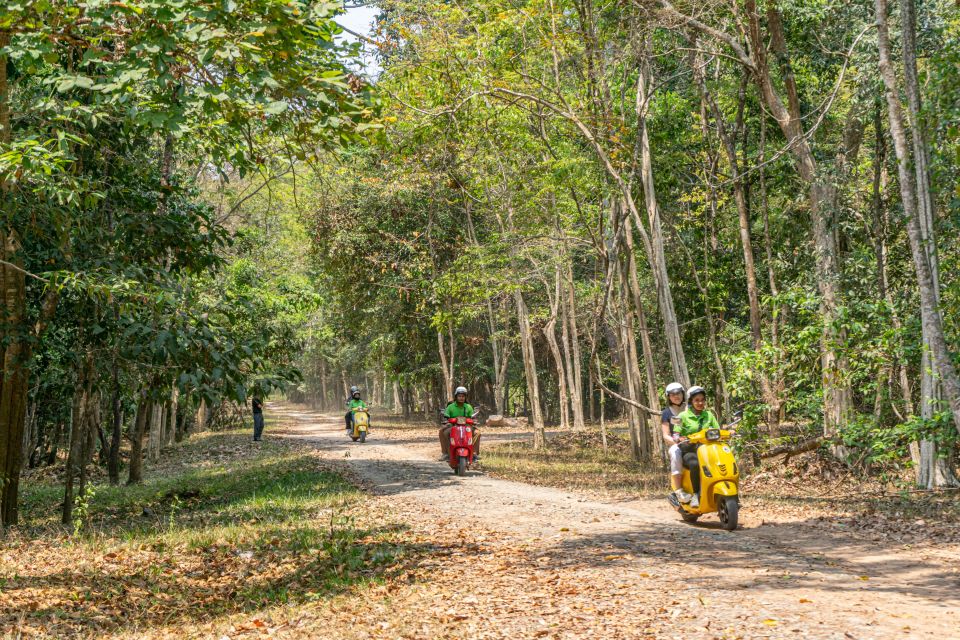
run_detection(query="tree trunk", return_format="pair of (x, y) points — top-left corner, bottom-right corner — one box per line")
(0, 233), (29, 527)
(0, 40), (28, 525)
(108, 363), (122, 485)
(562, 259), (586, 429)
(543, 266), (570, 430)
(437, 328), (454, 402)
(63, 355), (95, 525)
(127, 397), (150, 485)
(876, 0), (960, 486)
(515, 290), (545, 448)
(634, 57), (690, 387)
(147, 399), (163, 462)
(622, 215), (661, 458)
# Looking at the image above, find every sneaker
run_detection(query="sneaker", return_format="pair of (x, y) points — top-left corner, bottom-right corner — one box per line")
(689, 494), (700, 509)
(439, 454), (449, 461)
(674, 489), (694, 504)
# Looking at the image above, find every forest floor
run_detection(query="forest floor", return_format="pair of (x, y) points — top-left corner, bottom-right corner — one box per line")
(3, 403), (959, 639)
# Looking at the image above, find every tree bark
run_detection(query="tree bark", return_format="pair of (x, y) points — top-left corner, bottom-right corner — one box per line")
(543, 266), (570, 430)
(63, 355), (95, 525)
(127, 397), (150, 485)
(108, 362), (122, 485)
(622, 214), (661, 459)
(562, 259), (586, 429)
(0, 232), (29, 527)
(876, 0), (960, 486)
(515, 290), (546, 448)
(634, 57), (690, 387)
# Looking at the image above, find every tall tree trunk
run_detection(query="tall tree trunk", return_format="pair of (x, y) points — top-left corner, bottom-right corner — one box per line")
(515, 290), (545, 448)
(63, 355), (95, 525)
(0, 232), (29, 527)
(634, 57), (690, 387)
(108, 362), (122, 485)
(876, 0), (960, 486)
(437, 327), (454, 402)
(543, 265), (570, 429)
(622, 215), (661, 458)
(899, 0), (957, 487)
(562, 259), (586, 429)
(127, 397), (150, 485)
(616, 252), (651, 461)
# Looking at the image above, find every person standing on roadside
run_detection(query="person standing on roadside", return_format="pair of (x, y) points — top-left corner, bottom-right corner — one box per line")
(252, 395), (265, 441)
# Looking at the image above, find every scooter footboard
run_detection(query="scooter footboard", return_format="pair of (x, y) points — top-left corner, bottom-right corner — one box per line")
(712, 480), (738, 497)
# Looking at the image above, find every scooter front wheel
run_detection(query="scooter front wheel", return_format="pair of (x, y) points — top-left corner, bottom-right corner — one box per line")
(456, 455), (467, 476)
(718, 496), (739, 531)
(359, 431), (366, 443)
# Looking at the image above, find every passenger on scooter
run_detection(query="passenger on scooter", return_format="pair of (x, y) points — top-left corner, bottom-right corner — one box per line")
(345, 386), (368, 435)
(675, 386), (720, 507)
(660, 382), (694, 505)
(439, 386), (481, 462)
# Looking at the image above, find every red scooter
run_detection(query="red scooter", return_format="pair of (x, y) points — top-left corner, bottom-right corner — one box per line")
(446, 414), (478, 476)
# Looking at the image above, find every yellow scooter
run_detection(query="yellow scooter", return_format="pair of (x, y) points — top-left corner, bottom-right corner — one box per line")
(667, 425), (740, 530)
(350, 407), (369, 443)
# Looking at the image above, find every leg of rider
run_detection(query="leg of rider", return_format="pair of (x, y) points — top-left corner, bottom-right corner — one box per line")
(683, 452), (701, 495)
(439, 426), (451, 457)
(473, 430), (480, 457)
(668, 444), (683, 491)
(345, 411), (353, 432)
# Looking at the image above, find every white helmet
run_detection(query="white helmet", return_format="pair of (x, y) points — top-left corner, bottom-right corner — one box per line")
(686, 385), (707, 402)
(454, 386), (468, 396)
(665, 382), (685, 397)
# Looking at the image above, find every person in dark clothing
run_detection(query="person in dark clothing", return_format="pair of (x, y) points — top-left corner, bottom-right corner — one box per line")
(252, 396), (264, 441)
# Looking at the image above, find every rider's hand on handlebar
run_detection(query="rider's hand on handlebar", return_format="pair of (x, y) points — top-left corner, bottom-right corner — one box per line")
(671, 433), (681, 444)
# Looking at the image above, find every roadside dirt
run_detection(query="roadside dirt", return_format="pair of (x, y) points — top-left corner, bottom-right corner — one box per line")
(272, 403), (960, 640)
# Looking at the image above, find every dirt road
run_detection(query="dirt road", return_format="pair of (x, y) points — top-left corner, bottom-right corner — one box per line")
(274, 404), (959, 640)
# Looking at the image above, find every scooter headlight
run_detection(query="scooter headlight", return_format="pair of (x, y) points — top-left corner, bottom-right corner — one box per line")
(706, 428), (721, 441)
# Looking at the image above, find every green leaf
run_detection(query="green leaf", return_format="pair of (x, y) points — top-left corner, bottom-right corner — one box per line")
(264, 100), (289, 115)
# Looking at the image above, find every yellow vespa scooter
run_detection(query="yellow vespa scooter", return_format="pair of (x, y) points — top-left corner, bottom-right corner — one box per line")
(350, 407), (370, 443)
(667, 417), (741, 531)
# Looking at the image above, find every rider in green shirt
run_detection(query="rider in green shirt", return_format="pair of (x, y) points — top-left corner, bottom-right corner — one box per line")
(345, 386), (368, 434)
(440, 386), (480, 461)
(674, 385), (719, 507)
(676, 390), (720, 437)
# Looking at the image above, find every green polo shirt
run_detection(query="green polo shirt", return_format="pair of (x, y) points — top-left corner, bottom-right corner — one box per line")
(676, 408), (720, 437)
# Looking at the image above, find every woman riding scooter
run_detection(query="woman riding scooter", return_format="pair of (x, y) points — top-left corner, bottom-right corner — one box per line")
(660, 382), (693, 505)
(674, 385), (720, 508)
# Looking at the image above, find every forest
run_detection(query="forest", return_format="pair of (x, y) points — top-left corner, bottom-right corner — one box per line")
(1, 1), (959, 638)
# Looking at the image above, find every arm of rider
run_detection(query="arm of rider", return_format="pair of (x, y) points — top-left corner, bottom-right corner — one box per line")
(660, 408), (680, 445)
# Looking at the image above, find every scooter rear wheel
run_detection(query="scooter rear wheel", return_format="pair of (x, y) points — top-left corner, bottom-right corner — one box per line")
(456, 455), (467, 476)
(680, 512), (700, 523)
(718, 496), (739, 531)
(350, 436), (359, 442)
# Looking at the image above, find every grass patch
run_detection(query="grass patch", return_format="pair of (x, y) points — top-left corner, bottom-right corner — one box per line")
(2, 430), (425, 638)
(483, 430), (669, 497)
